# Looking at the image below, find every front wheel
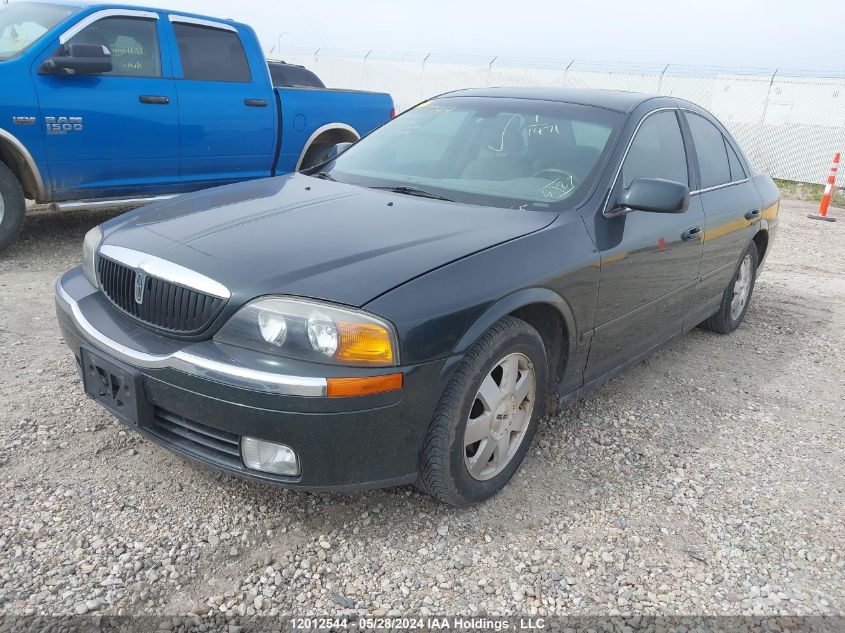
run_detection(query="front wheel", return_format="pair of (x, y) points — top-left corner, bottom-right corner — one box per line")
(700, 242), (759, 334)
(418, 316), (548, 506)
(0, 162), (26, 253)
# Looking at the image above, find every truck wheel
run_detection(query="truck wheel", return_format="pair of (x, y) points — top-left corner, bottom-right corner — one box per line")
(700, 243), (759, 334)
(418, 316), (548, 506)
(0, 162), (26, 253)
(299, 143), (331, 171)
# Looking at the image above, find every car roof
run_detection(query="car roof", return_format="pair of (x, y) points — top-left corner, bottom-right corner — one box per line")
(28, 0), (245, 29)
(439, 87), (662, 114)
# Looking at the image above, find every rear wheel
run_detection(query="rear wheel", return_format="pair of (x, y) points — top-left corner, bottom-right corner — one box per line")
(0, 162), (26, 253)
(700, 243), (758, 334)
(418, 316), (548, 506)
(299, 143), (331, 171)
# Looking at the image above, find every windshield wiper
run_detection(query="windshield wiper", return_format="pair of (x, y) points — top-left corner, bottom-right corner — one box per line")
(312, 171), (336, 181)
(370, 185), (453, 202)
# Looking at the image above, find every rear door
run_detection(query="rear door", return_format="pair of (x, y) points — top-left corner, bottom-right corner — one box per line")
(585, 108), (705, 381)
(682, 111), (762, 326)
(167, 17), (276, 187)
(32, 9), (179, 199)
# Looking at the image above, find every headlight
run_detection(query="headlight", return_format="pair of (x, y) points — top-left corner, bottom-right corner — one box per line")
(82, 226), (103, 288)
(215, 297), (399, 366)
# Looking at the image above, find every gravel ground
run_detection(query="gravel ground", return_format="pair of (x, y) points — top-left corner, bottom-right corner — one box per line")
(0, 199), (843, 621)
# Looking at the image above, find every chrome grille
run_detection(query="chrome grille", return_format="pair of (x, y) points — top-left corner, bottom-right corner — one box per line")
(97, 256), (225, 334)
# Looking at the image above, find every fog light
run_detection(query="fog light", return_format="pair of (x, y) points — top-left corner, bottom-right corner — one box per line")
(241, 437), (300, 476)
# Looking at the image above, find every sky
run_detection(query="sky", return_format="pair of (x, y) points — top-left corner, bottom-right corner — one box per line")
(144, 0), (840, 73)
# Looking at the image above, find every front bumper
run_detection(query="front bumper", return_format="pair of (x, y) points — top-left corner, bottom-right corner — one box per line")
(55, 267), (447, 491)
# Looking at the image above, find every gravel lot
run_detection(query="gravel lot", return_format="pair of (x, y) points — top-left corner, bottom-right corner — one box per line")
(0, 198), (843, 621)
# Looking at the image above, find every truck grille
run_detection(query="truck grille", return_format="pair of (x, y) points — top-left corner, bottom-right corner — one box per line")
(150, 409), (242, 468)
(97, 256), (225, 335)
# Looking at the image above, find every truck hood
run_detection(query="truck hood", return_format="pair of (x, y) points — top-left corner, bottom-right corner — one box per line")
(101, 174), (556, 307)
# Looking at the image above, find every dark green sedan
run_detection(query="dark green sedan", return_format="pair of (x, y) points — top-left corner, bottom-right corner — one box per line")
(55, 88), (779, 505)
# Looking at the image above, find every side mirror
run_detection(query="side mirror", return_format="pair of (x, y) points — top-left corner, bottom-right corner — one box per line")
(39, 43), (112, 76)
(606, 178), (690, 217)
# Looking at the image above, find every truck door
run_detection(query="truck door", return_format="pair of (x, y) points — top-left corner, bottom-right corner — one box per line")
(168, 17), (276, 187)
(32, 10), (179, 200)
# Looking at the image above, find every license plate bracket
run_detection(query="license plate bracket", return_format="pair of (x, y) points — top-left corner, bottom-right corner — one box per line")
(81, 347), (152, 426)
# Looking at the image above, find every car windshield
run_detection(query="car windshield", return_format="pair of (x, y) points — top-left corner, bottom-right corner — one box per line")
(320, 96), (623, 210)
(0, 2), (77, 60)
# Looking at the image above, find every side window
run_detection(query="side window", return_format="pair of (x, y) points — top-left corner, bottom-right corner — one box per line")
(725, 139), (746, 181)
(687, 114), (732, 188)
(65, 17), (161, 77)
(173, 23), (251, 83)
(622, 111), (688, 188)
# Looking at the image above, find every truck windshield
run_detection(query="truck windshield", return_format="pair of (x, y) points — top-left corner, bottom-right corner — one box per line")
(0, 2), (77, 60)
(320, 96), (623, 211)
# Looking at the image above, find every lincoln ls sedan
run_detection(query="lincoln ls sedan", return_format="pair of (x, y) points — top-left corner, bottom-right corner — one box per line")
(55, 88), (780, 505)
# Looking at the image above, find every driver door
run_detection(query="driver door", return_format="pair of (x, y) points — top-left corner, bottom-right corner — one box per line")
(32, 11), (179, 200)
(585, 108), (706, 381)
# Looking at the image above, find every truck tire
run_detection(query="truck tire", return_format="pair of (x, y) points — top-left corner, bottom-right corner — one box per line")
(418, 316), (548, 506)
(299, 143), (331, 171)
(0, 162), (26, 253)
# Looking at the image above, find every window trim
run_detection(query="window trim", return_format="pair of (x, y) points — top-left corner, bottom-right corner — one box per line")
(59, 9), (159, 44)
(681, 109), (749, 195)
(59, 11), (163, 79)
(167, 14), (238, 33)
(602, 107), (689, 216)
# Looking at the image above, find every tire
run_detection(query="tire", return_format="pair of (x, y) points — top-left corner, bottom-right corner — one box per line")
(299, 143), (330, 171)
(700, 242), (759, 334)
(0, 162), (26, 254)
(418, 316), (548, 506)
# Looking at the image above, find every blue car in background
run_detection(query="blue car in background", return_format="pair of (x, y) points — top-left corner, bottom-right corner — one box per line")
(0, 1), (394, 251)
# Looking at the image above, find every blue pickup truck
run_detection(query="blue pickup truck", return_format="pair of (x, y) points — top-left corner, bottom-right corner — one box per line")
(0, 1), (394, 251)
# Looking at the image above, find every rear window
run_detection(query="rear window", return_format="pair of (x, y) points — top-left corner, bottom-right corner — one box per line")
(269, 62), (324, 88)
(687, 113), (732, 189)
(173, 22), (251, 83)
(726, 140), (746, 181)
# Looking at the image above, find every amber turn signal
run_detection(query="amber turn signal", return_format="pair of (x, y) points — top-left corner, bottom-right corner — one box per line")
(336, 321), (395, 364)
(327, 372), (404, 398)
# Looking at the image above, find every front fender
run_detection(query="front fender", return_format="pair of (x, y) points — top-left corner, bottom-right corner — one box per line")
(364, 214), (599, 393)
(451, 287), (576, 357)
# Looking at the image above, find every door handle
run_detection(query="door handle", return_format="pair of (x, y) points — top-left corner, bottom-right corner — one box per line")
(139, 95), (170, 105)
(681, 227), (702, 241)
(744, 208), (761, 221)
(244, 98), (268, 107)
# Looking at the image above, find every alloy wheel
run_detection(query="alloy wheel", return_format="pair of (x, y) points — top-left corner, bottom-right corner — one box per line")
(730, 254), (753, 320)
(463, 352), (536, 481)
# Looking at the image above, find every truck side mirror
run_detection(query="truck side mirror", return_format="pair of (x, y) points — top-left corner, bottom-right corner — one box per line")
(39, 44), (113, 76)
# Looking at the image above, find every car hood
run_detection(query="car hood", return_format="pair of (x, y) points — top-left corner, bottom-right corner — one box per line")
(101, 174), (556, 307)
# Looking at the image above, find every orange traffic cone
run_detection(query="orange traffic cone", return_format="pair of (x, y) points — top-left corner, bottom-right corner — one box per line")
(808, 152), (840, 222)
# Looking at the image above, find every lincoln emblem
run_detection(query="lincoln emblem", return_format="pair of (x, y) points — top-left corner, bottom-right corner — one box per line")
(134, 271), (147, 304)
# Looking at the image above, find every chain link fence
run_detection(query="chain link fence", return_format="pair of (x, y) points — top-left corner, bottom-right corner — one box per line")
(276, 48), (845, 185)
